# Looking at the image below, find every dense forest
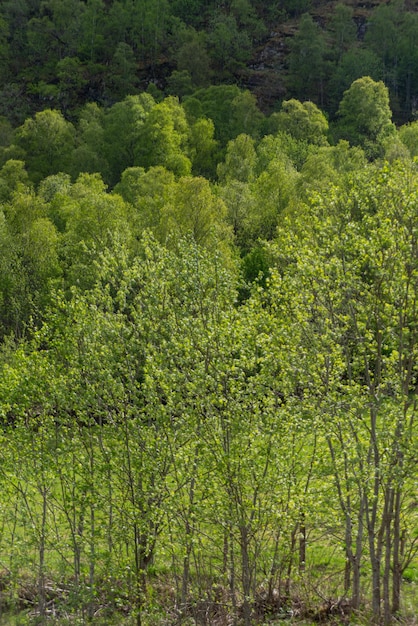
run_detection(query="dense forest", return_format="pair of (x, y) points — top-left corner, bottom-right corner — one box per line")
(0, 1), (417, 626)
(1, 0), (418, 123)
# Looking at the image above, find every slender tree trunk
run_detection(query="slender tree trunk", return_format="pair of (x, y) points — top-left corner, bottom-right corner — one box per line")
(391, 488), (402, 615)
(383, 487), (394, 626)
(352, 497), (365, 611)
(240, 525), (252, 626)
(38, 486), (48, 619)
(133, 523), (143, 626)
(368, 402), (382, 624)
(343, 510), (352, 595)
(299, 512), (306, 573)
(285, 524), (298, 598)
(229, 522), (237, 621)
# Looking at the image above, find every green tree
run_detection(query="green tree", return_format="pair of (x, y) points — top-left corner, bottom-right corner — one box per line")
(0, 15), (10, 84)
(174, 27), (211, 88)
(135, 96), (192, 177)
(327, 47), (383, 114)
(115, 165), (175, 242)
(56, 56), (87, 112)
(336, 76), (395, 158)
(327, 3), (357, 63)
(287, 13), (328, 103)
(207, 13), (252, 77)
(58, 173), (131, 289)
(269, 161), (418, 623)
(185, 85), (241, 145)
(397, 12), (418, 119)
(107, 42), (138, 100)
(399, 120), (418, 157)
(188, 116), (219, 178)
(71, 102), (109, 180)
(229, 89), (264, 139)
(78, 0), (107, 62)
(0, 159), (30, 202)
(217, 133), (257, 183)
(365, 0), (403, 91)
(299, 140), (366, 194)
(160, 175), (230, 250)
(26, 0), (85, 71)
(14, 109), (76, 185)
(103, 93), (155, 186)
(271, 99), (329, 145)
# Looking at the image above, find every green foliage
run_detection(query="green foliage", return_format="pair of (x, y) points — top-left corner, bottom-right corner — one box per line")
(0, 5), (418, 621)
(70, 102), (109, 180)
(186, 85), (248, 146)
(135, 96), (192, 177)
(106, 42), (138, 100)
(14, 109), (76, 185)
(188, 116), (219, 178)
(336, 76), (396, 157)
(327, 3), (357, 62)
(207, 13), (252, 77)
(327, 47), (384, 114)
(398, 120), (418, 157)
(0, 159), (30, 202)
(174, 27), (211, 89)
(287, 13), (328, 103)
(102, 93), (156, 186)
(270, 99), (329, 145)
(217, 133), (257, 183)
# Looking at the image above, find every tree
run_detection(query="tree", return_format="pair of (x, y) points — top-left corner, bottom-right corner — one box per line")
(135, 96), (192, 177)
(269, 161), (418, 623)
(103, 93), (155, 186)
(56, 56), (87, 113)
(287, 13), (328, 104)
(106, 42), (138, 100)
(327, 48), (383, 115)
(299, 140), (366, 194)
(58, 173), (131, 289)
(207, 12), (252, 77)
(399, 120), (418, 157)
(185, 85), (242, 146)
(71, 102), (109, 180)
(327, 3), (357, 63)
(336, 76), (395, 158)
(364, 0), (403, 91)
(161, 175), (230, 250)
(271, 99), (329, 145)
(14, 109), (76, 184)
(0, 159), (31, 202)
(397, 12), (418, 119)
(188, 116), (219, 178)
(229, 89), (264, 139)
(217, 133), (257, 183)
(174, 27), (211, 88)
(115, 165), (175, 243)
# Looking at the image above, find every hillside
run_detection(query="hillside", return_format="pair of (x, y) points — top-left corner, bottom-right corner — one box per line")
(1, 0), (418, 124)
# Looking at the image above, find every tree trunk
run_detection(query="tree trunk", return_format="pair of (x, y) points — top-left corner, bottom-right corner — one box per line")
(38, 486), (48, 619)
(299, 512), (306, 573)
(391, 488), (402, 615)
(240, 525), (252, 626)
(352, 497), (365, 611)
(383, 487), (394, 626)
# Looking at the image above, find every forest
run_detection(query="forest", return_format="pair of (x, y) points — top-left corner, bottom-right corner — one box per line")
(0, 1), (417, 626)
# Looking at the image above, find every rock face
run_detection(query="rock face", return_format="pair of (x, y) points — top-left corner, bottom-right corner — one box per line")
(237, 24), (295, 112)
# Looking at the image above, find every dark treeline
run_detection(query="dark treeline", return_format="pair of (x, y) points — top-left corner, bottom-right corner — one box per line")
(1, 0), (418, 124)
